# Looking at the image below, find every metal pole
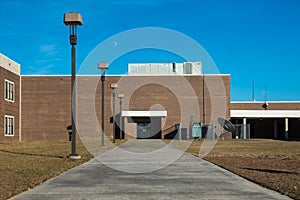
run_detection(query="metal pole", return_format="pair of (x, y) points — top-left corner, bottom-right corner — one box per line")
(120, 98), (122, 140)
(101, 73), (105, 146)
(221, 126), (224, 140)
(70, 34), (78, 157)
(178, 123), (181, 140)
(202, 75), (205, 125)
(64, 12), (82, 159)
(252, 80), (255, 102)
(112, 90), (116, 143)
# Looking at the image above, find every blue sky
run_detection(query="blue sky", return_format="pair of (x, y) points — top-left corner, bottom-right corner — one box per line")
(0, 0), (300, 101)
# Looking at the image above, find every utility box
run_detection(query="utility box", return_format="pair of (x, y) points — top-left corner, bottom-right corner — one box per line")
(203, 124), (216, 140)
(192, 122), (202, 139)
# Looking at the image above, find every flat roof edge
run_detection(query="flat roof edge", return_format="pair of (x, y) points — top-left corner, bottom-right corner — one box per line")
(231, 101), (300, 103)
(0, 53), (20, 75)
(21, 74), (230, 77)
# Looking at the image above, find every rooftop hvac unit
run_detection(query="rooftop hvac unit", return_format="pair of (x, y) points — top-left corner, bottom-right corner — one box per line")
(183, 62), (192, 74)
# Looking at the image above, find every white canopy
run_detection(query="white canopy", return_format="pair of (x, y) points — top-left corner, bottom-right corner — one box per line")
(121, 111), (167, 117)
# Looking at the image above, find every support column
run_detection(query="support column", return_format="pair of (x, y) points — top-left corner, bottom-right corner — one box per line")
(285, 118), (289, 140)
(178, 123), (182, 141)
(243, 118), (247, 139)
(190, 114), (194, 139)
(124, 117), (127, 139)
(273, 119), (278, 139)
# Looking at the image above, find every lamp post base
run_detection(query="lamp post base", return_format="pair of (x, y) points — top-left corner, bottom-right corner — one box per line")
(68, 155), (81, 159)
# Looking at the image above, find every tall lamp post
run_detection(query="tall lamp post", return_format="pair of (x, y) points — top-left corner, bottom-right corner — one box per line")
(118, 94), (124, 140)
(98, 62), (109, 146)
(110, 83), (118, 143)
(64, 12), (82, 159)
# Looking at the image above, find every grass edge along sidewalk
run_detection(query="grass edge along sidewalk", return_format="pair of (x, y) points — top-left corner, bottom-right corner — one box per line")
(0, 140), (124, 200)
(183, 139), (300, 200)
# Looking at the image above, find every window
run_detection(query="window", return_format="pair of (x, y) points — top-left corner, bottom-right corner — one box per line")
(5, 80), (14, 102)
(4, 116), (14, 136)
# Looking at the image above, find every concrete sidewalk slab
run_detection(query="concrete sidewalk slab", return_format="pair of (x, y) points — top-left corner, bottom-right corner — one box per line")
(10, 140), (291, 200)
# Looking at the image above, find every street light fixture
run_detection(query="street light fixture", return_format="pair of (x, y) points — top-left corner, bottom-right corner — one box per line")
(118, 94), (124, 140)
(110, 83), (118, 143)
(98, 62), (109, 146)
(64, 12), (82, 159)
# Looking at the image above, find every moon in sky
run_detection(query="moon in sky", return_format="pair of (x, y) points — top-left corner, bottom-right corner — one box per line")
(113, 41), (118, 46)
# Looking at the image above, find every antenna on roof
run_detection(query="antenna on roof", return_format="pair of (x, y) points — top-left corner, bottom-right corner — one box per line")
(252, 80), (255, 102)
(262, 85), (269, 110)
(264, 85), (267, 102)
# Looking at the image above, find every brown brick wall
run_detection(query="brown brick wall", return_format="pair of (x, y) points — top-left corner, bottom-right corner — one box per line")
(126, 75), (230, 138)
(21, 75), (230, 141)
(21, 76), (71, 140)
(231, 102), (300, 110)
(0, 67), (20, 141)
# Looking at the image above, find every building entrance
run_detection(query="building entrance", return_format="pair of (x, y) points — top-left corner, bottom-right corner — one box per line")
(122, 111), (166, 139)
(137, 122), (152, 139)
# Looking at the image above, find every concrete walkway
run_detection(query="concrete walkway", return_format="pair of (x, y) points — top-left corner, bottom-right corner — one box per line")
(11, 140), (291, 200)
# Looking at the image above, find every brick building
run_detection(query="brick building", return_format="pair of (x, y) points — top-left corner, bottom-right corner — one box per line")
(0, 53), (20, 141)
(231, 102), (300, 139)
(0, 54), (299, 141)
(20, 73), (230, 141)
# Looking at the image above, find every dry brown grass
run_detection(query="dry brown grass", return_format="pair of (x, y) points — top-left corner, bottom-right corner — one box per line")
(0, 140), (95, 200)
(185, 139), (300, 200)
(0, 139), (128, 200)
(1, 139), (299, 199)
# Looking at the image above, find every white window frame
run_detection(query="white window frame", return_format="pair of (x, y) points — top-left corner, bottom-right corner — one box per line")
(4, 79), (14, 102)
(4, 115), (14, 136)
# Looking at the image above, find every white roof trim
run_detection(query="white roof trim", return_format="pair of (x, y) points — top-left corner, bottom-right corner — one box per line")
(0, 53), (20, 75)
(231, 110), (300, 118)
(121, 111), (167, 117)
